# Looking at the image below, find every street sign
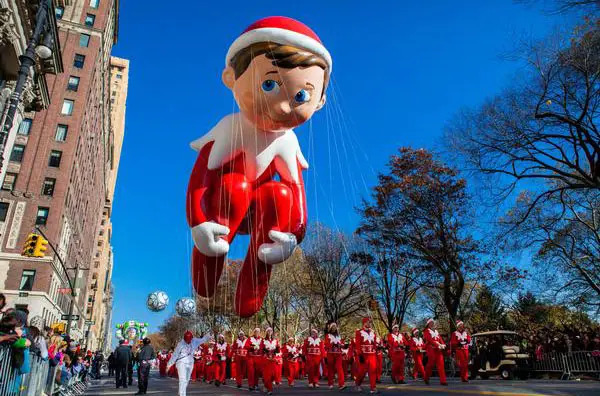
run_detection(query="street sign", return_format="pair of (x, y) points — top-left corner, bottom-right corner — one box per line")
(18, 292), (29, 297)
(85, 320), (95, 325)
(61, 314), (79, 320)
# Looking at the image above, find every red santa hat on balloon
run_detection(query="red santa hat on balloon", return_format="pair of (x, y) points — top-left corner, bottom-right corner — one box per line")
(225, 16), (333, 73)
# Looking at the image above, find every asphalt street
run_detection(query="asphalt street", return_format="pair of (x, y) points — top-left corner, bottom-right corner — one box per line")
(85, 371), (600, 395)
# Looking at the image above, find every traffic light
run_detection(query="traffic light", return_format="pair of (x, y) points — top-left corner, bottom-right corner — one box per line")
(33, 235), (48, 257)
(21, 234), (39, 257)
(21, 233), (48, 258)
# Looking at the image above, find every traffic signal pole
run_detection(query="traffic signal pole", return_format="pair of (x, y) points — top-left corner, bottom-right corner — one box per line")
(35, 227), (84, 336)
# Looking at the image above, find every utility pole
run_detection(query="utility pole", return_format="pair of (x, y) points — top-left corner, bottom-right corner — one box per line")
(65, 263), (79, 335)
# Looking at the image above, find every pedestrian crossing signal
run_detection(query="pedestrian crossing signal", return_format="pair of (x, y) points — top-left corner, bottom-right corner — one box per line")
(21, 233), (48, 258)
(21, 234), (38, 257)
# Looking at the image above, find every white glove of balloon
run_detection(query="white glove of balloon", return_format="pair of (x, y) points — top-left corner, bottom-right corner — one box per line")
(258, 230), (297, 264)
(192, 221), (230, 257)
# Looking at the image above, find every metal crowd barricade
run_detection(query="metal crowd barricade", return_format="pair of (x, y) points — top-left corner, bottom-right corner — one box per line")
(0, 345), (89, 396)
(532, 351), (566, 374)
(563, 351), (600, 379)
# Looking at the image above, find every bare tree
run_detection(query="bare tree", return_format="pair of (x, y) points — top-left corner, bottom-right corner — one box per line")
(500, 188), (600, 311)
(299, 223), (369, 329)
(352, 250), (420, 333)
(446, 18), (600, 223)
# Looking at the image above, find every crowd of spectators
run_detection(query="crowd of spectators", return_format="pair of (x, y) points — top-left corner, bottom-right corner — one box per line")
(0, 292), (106, 393)
(519, 326), (600, 359)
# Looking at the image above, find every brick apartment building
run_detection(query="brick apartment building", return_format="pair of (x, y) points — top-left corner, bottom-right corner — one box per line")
(0, 0), (123, 346)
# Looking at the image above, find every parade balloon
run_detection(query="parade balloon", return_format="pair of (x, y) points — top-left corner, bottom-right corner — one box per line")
(115, 320), (148, 344)
(175, 297), (196, 317)
(147, 290), (169, 312)
(186, 16), (331, 317)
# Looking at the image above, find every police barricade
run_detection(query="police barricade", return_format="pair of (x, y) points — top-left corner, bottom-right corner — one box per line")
(563, 350), (600, 379)
(532, 351), (567, 375)
(0, 345), (88, 396)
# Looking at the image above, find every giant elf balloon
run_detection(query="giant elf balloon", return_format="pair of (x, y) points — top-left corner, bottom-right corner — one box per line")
(115, 321), (149, 344)
(186, 16), (331, 317)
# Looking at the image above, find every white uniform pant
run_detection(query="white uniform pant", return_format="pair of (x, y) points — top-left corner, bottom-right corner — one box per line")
(176, 361), (194, 396)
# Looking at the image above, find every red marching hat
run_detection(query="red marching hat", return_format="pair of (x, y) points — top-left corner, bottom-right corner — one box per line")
(225, 16), (333, 73)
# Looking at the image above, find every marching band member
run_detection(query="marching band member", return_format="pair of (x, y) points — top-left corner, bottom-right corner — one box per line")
(262, 327), (279, 395)
(303, 328), (325, 388)
(191, 345), (203, 382)
(409, 328), (426, 380)
(387, 324), (408, 384)
(203, 340), (216, 383)
(325, 322), (346, 390)
(274, 349), (283, 385)
(423, 318), (448, 386)
(247, 328), (263, 391)
(341, 340), (351, 380)
(157, 350), (169, 377)
(451, 320), (471, 383)
(232, 330), (249, 388)
(215, 334), (229, 385)
(354, 317), (378, 394)
(282, 337), (300, 387)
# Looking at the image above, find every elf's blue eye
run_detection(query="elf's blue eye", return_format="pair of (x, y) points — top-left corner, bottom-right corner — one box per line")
(261, 79), (279, 93)
(295, 89), (311, 103)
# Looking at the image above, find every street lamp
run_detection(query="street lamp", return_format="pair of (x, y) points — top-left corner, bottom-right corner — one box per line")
(0, 0), (54, 171)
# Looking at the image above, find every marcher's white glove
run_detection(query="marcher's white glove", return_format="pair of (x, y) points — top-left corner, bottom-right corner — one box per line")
(258, 230), (297, 264)
(191, 222), (230, 257)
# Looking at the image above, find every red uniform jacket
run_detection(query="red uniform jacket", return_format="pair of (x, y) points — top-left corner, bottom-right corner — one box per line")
(262, 338), (280, 361)
(423, 328), (446, 353)
(303, 337), (325, 358)
(355, 328), (378, 356)
(232, 337), (249, 360)
(324, 334), (344, 355)
(282, 344), (301, 362)
(215, 342), (229, 362)
(203, 344), (216, 364)
(409, 336), (426, 354)
(247, 336), (263, 358)
(387, 333), (407, 356)
(450, 330), (471, 351)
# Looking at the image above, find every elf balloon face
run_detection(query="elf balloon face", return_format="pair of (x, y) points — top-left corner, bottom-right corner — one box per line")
(187, 16), (331, 318)
(222, 54), (326, 132)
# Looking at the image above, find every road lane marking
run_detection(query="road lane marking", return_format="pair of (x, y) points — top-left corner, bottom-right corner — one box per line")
(379, 385), (573, 396)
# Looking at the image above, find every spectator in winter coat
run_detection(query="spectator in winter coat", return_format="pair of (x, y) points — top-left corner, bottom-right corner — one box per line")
(115, 340), (132, 389)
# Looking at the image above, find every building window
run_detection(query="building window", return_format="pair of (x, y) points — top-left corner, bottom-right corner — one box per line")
(2, 173), (17, 191)
(9, 144), (25, 163)
(116, 74), (122, 79)
(42, 178), (56, 196)
(18, 118), (32, 135)
(73, 54), (85, 69)
(48, 150), (62, 167)
(55, 7), (64, 19)
(55, 124), (68, 141)
(61, 100), (74, 116)
(90, 0), (100, 8)
(19, 270), (36, 291)
(79, 34), (90, 47)
(36, 207), (49, 225)
(0, 202), (8, 222)
(67, 76), (80, 91)
(85, 14), (95, 26)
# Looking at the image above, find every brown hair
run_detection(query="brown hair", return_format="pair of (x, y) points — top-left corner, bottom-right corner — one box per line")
(229, 42), (329, 88)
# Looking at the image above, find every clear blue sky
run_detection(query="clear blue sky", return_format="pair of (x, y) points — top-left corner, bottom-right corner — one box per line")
(108, 1), (573, 335)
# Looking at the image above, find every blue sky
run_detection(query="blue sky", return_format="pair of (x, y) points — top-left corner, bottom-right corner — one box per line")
(108, 1), (573, 335)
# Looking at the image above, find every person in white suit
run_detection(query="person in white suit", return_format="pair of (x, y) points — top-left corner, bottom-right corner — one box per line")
(167, 330), (211, 396)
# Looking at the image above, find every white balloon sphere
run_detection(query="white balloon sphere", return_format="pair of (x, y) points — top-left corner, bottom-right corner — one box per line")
(147, 291), (169, 312)
(175, 297), (196, 317)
